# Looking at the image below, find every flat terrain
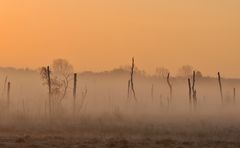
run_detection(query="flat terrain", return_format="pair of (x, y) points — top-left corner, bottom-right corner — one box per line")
(0, 112), (240, 148)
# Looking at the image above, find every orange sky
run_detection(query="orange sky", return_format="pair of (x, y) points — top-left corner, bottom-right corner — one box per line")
(0, 0), (240, 77)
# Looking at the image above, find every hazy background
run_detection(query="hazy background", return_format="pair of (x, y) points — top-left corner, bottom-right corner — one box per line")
(0, 0), (240, 77)
(0, 66), (238, 117)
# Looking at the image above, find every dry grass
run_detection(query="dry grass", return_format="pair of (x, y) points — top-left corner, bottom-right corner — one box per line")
(0, 111), (239, 147)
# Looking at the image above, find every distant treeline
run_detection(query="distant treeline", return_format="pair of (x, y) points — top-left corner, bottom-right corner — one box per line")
(0, 66), (238, 81)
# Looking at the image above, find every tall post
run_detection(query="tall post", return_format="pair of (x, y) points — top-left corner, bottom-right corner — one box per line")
(188, 78), (192, 107)
(7, 82), (11, 111)
(47, 66), (52, 115)
(128, 57), (137, 101)
(131, 57), (136, 101)
(192, 71), (196, 95)
(73, 73), (77, 115)
(167, 73), (173, 103)
(192, 71), (197, 107)
(218, 72), (223, 104)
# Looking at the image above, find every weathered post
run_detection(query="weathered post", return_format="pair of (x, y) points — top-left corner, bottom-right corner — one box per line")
(73, 73), (77, 115)
(192, 71), (197, 107)
(217, 72), (223, 104)
(7, 82), (11, 111)
(47, 66), (52, 115)
(131, 57), (137, 101)
(188, 78), (192, 107)
(192, 71), (196, 94)
(127, 57), (137, 101)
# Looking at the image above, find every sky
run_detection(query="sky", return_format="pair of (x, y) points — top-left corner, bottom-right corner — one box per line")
(0, 0), (240, 77)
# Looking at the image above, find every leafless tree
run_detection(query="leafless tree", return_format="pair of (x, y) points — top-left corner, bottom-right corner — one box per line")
(40, 59), (74, 113)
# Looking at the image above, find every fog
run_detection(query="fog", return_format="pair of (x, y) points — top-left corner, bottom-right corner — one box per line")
(1, 67), (239, 118)
(0, 67), (240, 147)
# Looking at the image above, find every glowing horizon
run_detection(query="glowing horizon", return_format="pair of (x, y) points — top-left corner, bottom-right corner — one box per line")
(1, 0), (240, 77)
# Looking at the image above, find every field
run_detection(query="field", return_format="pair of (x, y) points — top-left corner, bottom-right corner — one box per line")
(0, 68), (240, 147)
(0, 109), (239, 148)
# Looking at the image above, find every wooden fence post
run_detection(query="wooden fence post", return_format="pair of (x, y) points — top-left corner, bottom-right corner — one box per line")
(188, 78), (192, 107)
(7, 82), (11, 111)
(192, 71), (197, 107)
(218, 72), (223, 104)
(73, 73), (77, 115)
(47, 66), (52, 115)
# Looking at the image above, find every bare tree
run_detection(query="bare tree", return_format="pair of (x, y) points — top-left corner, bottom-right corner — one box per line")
(52, 59), (73, 102)
(40, 59), (74, 113)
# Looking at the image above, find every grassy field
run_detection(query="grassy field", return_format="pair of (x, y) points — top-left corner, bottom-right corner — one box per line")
(0, 110), (239, 148)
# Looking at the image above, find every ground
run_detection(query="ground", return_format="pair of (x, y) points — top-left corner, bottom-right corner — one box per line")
(0, 112), (239, 148)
